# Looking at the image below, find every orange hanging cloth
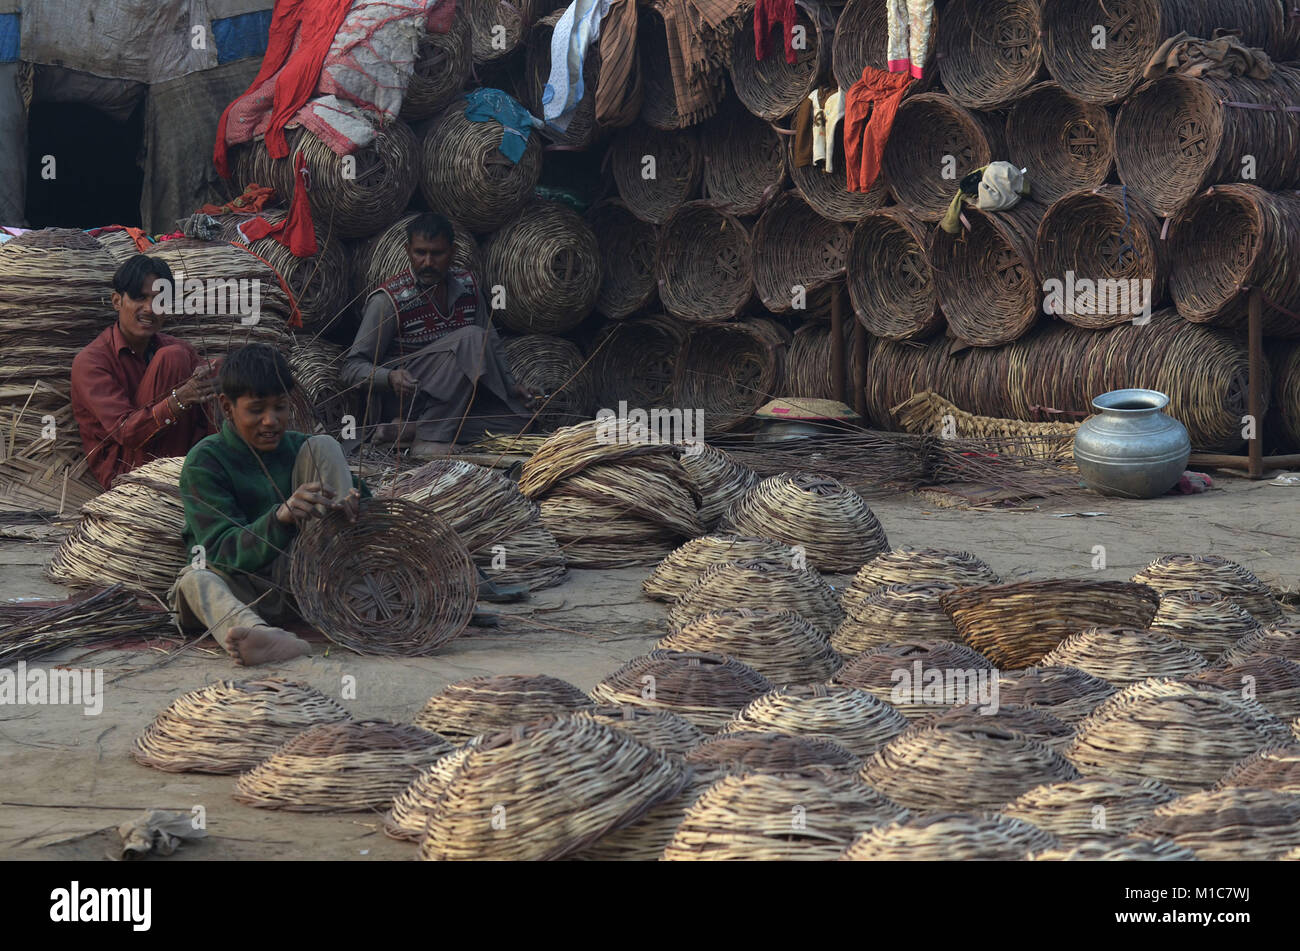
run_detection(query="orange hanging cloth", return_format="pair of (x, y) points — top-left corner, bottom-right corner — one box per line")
(198, 184), (276, 217)
(843, 66), (913, 192)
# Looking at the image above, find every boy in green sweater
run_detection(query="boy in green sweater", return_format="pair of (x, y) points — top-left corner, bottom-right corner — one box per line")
(172, 344), (363, 666)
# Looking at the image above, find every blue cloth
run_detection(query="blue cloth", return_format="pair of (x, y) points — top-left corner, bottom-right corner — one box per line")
(0, 13), (19, 63)
(463, 88), (540, 164)
(212, 9), (274, 65)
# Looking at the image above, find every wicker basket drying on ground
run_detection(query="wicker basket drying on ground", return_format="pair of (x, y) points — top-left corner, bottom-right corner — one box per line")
(842, 547), (999, 615)
(785, 132), (889, 223)
(657, 201), (753, 322)
(1133, 553), (1285, 624)
(132, 678), (351, 774)
(680, 443), (761, 529)
(420, 102), (542, 232)
(232, 720), (450, 812)
(936, 0), (1044, 109)
(400, 12), (472, 120)
(586, 200), (658, 319)
(996, 665), (1118, 724)
(926, 704), (1071, 752)
(418, 715), (688, 860)
(644, 535), (797, 602)
(352, 212), (481, 300)
(588, 315), (686, 410)
(671, 317), (790, 433)
(1006, 84), (1114, 204)
(940, 580), (1160, 669)
(1115, 67), (1300, 217)
(570, 769), (723, 860)
(1001, 777), (1179, 841)
(929, 199), (1046, 347)
(728, 0), (831, 120)
(861, 718), (1080, 813)
(1189, 656), (1300, 723)
(1220, 625), (1300, 667)
(883, 93), (1004, 222)
(1168, 185), (1300, 336)
(1215, 741), (1300, 793)
(588, 650), (774, 732)
(669, 559), (844, 638)
(289, 497), (477, 656)
(842, 812), (1057, 861)
(585, 706), (707, 758)
(1040, 627), (1210, 686)
(503, 334), (597, 430)
(610, 123), (702, 225)
(719, 683), (908, 759)
(720, 473), (888, 572)
(660, 609), (842, 686)
(1134, 788), (1300, 860)
(1029, 837), (1196, 861)
(662, 767), (907, 860)
(485, 201), (600, 335)
(687, 731), (859, 773)
(466, 0), (525, 64)
(525, 10), (602, 149)
(384, 743), (476, 840)
(833, 582), (965, 657)
(1147, 589), (1264, 662)
(751, 191), (847, 316)
(831, 638), (996, 720)
(412, 673), (594, 740)
(832, 0), (938, 91)
(847, 208), (941, 341)
(699, 97), (786, 216)
(1065, 677), (1291, 793)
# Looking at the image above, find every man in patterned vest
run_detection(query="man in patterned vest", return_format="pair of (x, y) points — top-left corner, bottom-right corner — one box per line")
(341, 213), (540, 456)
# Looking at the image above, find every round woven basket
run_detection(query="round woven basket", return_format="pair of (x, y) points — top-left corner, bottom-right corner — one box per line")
(936, 0), (1043, 109)
(996, 665), (1118, 724)
(385, 743), (476, 840)
(466, 0), (525, 64)
(571, 768), (724, 861)
(216, 212), (350, 327)
(728, 0), (832, 121)
(1114, 67), (1300, 218)
(785, 132), (889, 223)
(1035, 185), (1167, 328)
(1029, 837), (1196, 861)
(1001, 777), (1178, 841)
(671, 318), (790, 433)
(610, 123), (702, 225)
(537, 456), (705, 545)
(719, 683), (909, 758)
(680, 443), (762, 529)
(1006, 83), (1114, 204)
(413, 673), (594, 740)
(847, 208), (941, 341)
(289, 497), (477, 656)
(1277, 344), (1300, 450)
(861, 719), (1080, 812)
(1042, 0), (1286, 105)
(418, 715), (688, 860)
(831, 638), (995, 720)
(928, 198), (1046, 347)
(842, 812), (1057, 861)
(686, 731), (859, 772)
(644, 535), (797, 601)
(659, 608), (842, 686)
(657, 201), (753, 322)
(588, 650), (774, 733)
(1215, 741), (1300, 793)
(503, 334), (597, 430)
(832, 582), (963, 657)
(517, 416), (683, 497)
(782, 321), (860, 400)
(927, 704), (1075, 750)
(1065, 677), (1291, 793)
(751, 191), (848, 316)
(586, 706), (707, 758)
(1040, 627), (1210, 686)
(525, 10), (602, 148)
(401, 12), (473, 120)
(1133, 553), (1285, 624)
(420, 102), (543, 232)
(232, 720), (451, 812)
(842, 547), (998, 615)
(1133, 788), (1300, 860)
(1189, 656), (1300, 723)
(353, 212), (481, 301)
(485, 201), (600, 334)
(1147, 589), (1264, 663)
(586, 200), (658, 319)
(662, 767), (907, 860)
(1219, 624), (1300, 667)
(1168, 184), (1300, 336)
(720, 472), (888, 572)
(882, 93), (1004, 222)
(831, 0), (938, 91)
(699, 97), (787, 216)
(587, 314), (685, 410)
(668, 559), (844, 638)
(131, 678), (352, 774)
(939, 580), (1161, 669)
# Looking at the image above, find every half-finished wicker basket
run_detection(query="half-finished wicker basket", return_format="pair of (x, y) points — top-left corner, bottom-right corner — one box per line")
(668, 559), (845, 638)
(384, 743), (477, 841)
(1039, 627), (1210, 686)
(589, 650), (774, 732)
(1219, 625), (1300, 667)
(831, 638), (994, 720)
(842, 547), (999, 614)
(833, 582), (962, 656)
(659, 608), (842, 686)
(1147, 589), (1264, 663)
(842, 812), (1057, 861)
(1133, 788), (1300, 860)
(686, 731), (859, 773)
(644, 535), (796, 602)
(1188, 656), (1300, 723)
(1133, 554), (1285, 624)
(412, 674), (594, 741)
(1000, 777), (1178, 841)
(719, 683), (908, 759)
(995, 665), (1118, 724)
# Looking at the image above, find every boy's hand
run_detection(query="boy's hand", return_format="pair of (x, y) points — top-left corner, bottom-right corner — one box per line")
(337, 488), (361, 523)
(275, 481), (336, 525)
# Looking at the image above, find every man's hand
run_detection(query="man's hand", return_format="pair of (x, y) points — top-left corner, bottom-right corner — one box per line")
(389, 369), (420, 398)
(275, 481), (336, 525)
(512, 383), (543, 406)
(174, 363), (220, 408)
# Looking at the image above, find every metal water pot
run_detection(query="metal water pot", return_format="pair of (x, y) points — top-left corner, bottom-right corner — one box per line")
(1073, 389), (1191, 498)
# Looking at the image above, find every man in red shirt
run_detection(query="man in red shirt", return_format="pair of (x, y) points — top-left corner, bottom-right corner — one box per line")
(70, 254), (219, 488)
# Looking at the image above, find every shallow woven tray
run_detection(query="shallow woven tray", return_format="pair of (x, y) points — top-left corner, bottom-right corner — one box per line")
(668, 559), (845, 639)
(644, 535), (796, 602)
(659, 607), (842, 686)
(685, 732), (860, 773)
(1133, 788), (1300, 861)
(585, 706), (707, 758)
(610, 122), (702, 225)
(940, 580), (1160, 669)
(1147, 589), (1264, 663)
(588, 650), (774, 732)
(1028, 837), (1197, 861)
(1133, 554), (1285, 624)
(995, 665), (1118, 724)
(1188, 655), (1300, 723)
(1000, 777), (1178, 841)
(925, 704), (1076, 751)
(586, 200), (659, 319)
(1039, 627), (1210, 686)
(842, 547), (999, 615)
(720, 473), (888, 572)
(936, 0), (1044, 109)
(847, 208), (941, 341)
(1214, 741), (1300, 793)
(657, 201), (754, 322)
(832, 582), (962, 657)
(232, 720), (451, 812)
(412, 674), (594, 741)
(751, 191), (848, 316)
(1005, 84), (1114, 204)
(1219, 625), (1300, 667)
(679, 444), (762, 529)
(861, 719), (1080, 813)
(842, 812), (1057, 861)
(662, 767), (908, 861)
(831, 638), (995, 720)
(418, 715), (688, 860)
(720, 683), (909, 759)
(132, 678), (352, 774)
(485, 201), (600, 335)
(1065, 677), (1291, 793)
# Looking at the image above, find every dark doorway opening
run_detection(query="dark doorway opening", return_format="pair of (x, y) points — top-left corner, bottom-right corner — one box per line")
(25, 100), (145, 229)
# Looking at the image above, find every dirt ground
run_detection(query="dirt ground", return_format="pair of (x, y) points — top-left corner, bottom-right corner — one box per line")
(1, 473), (1297, 860)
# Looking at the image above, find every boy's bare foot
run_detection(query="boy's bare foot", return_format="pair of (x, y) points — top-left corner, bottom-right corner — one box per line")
(226, 625), (310, 667)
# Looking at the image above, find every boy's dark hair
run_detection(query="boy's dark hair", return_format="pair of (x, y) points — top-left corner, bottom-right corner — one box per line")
(112, 254), (174, 298)
(406, 212), (454, 246)
(221, 344), (296, 400)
